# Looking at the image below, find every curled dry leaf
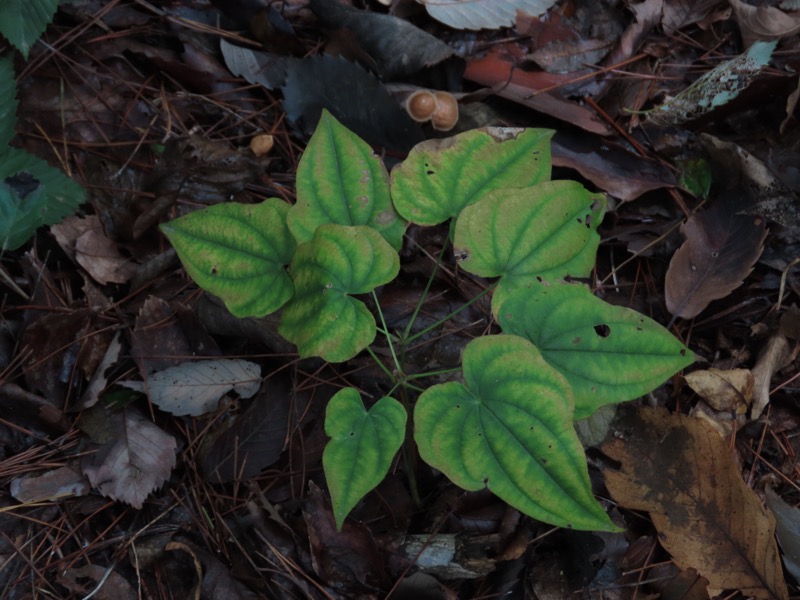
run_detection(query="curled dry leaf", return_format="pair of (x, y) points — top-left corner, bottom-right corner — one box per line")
(601, 406), (789, 599)
(665, 200), (767, 319)
(751, 333), (793, 420)
(730, 0), (800, 47)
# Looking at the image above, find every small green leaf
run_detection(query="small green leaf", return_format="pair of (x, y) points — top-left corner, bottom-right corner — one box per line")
(0, 148), (86, 251)
(391, 128), (553, 226)
(497, 283), (695, 419)
(0, 0), (59, 59)
(288, 110), (406, 250)
(160, 199), (296, 318)
(414, 334), (617, 531)
(453, 180), (605, 314)
(279, 224), (399, 362)
(0, 57), (18, 147)
(324, 388), (406, 530)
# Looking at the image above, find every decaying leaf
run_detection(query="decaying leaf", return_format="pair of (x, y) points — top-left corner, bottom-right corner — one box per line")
(685, 368), (753, 412)
(765, 487), (800, 582)
(649, 40), (776, 126)
(418, 0), (556, 30)
(201, 378), (290, 483)
(730, 0), (800, 47)
(309, 0), (456, 80)
(80, 404), (177, 508)
(120, 359), (261, 417)
(751, 333), (793, 419)
(10, 465), (89, 503)
(601, 406), (788, 599)
(665, 200), (767, 319)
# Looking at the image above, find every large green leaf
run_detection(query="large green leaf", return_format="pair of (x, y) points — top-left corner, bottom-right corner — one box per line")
(390, 128), (553, 226)
(160, 199), (296, 318)
(414, 334), (617, 531)
(0, 57), (17, 147)
(288, 110), (406, 250)
(0, 0), (59, 59)
(323, 388), (406, 530)
(279, 224), (399, 362)
(453, 180), (605, 314)
(497, 283), (695, 419)
(0, 148), (86, 251)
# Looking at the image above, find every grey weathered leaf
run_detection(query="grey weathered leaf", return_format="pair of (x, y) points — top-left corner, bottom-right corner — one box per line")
(418, 0), (556, 30)
(120, 359), (261, 417)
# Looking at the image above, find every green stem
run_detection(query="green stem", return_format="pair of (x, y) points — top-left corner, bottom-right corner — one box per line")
(398, 386), (421, 507)
(405, 282), (496, 344)
(405, 367), (462, 381)
(372, 290), (402, 374)
(402, 243), (449, 342)
(366, 346), (395, 381)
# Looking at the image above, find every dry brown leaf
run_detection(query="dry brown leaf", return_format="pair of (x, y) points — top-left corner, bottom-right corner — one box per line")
(665, 201), (767, 319)
(52, 215), (137, 284)
(730, 0), (800, 47)
(601, 406), (788, 599)
(9, 465), (89, 503)
(751, 333), (793, 419)
(685, 368), (753, 411)
(81, 405), (177, 508)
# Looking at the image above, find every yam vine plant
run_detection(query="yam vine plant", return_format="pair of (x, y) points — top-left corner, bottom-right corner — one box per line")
(161, 110), (694, 532)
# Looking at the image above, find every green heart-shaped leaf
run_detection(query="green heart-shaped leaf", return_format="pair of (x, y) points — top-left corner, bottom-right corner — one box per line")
(279, 224), (399, 362)
(324, 388), (406, 530)
(160, 199), (295, 318)
(414, 334), (617, 531)
(288, 110), (406, 250)
(497, 283), (695, 419)
(390, 128), (553, 226)
(453, 180), (605, 314)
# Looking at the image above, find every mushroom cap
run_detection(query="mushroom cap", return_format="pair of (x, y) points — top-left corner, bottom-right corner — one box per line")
(431, 92), (458, 131)
(405, 90), (437, 122)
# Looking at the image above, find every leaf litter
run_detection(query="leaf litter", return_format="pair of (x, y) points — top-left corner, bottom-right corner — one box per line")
(2, 0), (800, 597)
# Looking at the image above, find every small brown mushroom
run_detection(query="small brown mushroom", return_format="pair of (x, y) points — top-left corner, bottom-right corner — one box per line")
(431, 92), (459, 132)
(250, 134), (275, 157)
(405, 90), (437, 123)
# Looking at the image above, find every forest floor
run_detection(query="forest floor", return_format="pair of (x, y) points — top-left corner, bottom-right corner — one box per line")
(2, 0), (800, 598)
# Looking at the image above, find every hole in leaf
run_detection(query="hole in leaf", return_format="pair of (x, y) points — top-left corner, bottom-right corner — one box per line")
(210, 266), (218, 275)
(593, 324), (611, 337)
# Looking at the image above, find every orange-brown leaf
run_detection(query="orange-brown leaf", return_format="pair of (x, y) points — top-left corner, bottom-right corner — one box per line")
(601, 406), (788, 599)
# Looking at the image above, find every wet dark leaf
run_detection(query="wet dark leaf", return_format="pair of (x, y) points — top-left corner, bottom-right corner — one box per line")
(281, 54), (424, 152)
(309, 0), (457, 80)
(665, 200), (767, 319)
(201, 377), (289, 483)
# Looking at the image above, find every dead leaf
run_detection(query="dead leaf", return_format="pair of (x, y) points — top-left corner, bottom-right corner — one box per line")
(281, 54), (424, 152)
(304, 481), (389, 592)
(309, 0), (457, 80)
(52, 215), (137, 284)
(751, 333), (793, 419)
(81, 404), (177, 508)
(418, 0), (556, 30)
(765, 487), (800, 582)
(120, 359), (261, 417)
(200, 377), (290, 483)
(56, 564), (137, 600)
(730, 0), (800, 48)
(665, 200), (767, 319)
(9, 465), (89, 502)
(601, 406), (788, 599)
(662, 0), (724, 32)
(552, 131), (677, 201)
(685, 368), (753, 412)
(76, 330), (123, 411)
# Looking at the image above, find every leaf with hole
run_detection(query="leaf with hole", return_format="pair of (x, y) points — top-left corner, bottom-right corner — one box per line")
(414, 334), (617, 531)
(288, 110), (406, 250)
(160, 199), (296, 318)
(453, 180), (605, 314)
(497, 283), (694, 419)
(1, 149), (87, 251)
(323, 388), (406, 530)
(391, 128), (553, 226)
(279, 224), (399, 362)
